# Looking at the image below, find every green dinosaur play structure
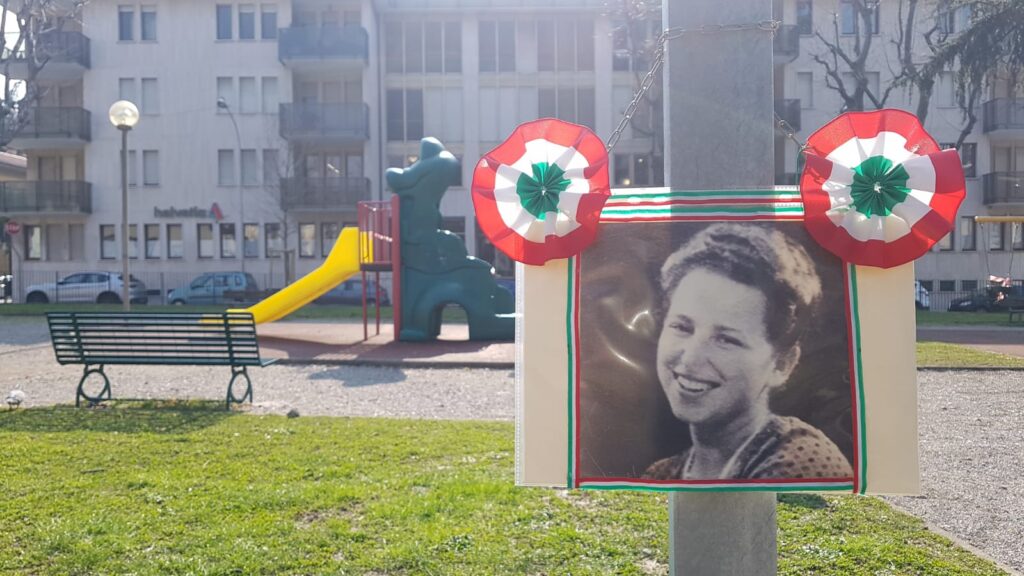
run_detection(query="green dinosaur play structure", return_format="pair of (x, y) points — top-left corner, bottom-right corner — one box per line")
(387, 137), (515, 342)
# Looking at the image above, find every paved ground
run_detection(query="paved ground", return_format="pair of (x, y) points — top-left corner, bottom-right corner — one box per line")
(2, 316), (1023, 573)
(918, 325), (1024, 358)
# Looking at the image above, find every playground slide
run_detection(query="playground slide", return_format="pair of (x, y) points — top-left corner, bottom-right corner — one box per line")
(234, 227), (361, 324)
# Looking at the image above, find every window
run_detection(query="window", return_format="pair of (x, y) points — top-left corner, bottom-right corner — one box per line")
(239, 77), (257, 113)
(299, 223), (316, 257)
(118, 6), (134, 41)
(797, 72), (814, 109)
(143, 150), (159, 185)
(24, 225), (42, 260)
(127, 224), (138, 259)
(1013, 224), (1024, 250)
(796, 0), (813, 35)
(101, 225), (116, 259)
(69, 224), (84, 260)
(538, 19), (593, 72)
(961, 280), (978, 292)
(988, 222), (1005, 251)
(939, 280), (956, 292)
(611, 17), (659, 72)
(261, 4), (277, 39)
(167, 224), (183, 258)
(919, 280), (933, 292)
(241, 149), (258, 186)
(141, 6), (157, 41)
(243, 223), (260, 257)
(261, 77), (278, 113)
(144, 224), (160, 258)
(939, 4), (971, 34)
(538, 87), (595, 130)
(425, 22), (443, 73)
(217, 77), (233, 109)
(119, 78), (136, 103)
(265, 223), (283, 257)
(937, 232), (953, 251)
(262, 149), (278, 185)
(141, 78), (159, 114)
(198, 223), (214, 258)
(220, 223), (237, 257)
(404, 21), (422, 73)
(444, 22), (461, 73)
(128, 150), (138, 186)
(386, 89), (423, 141)
(937, 72), (956, 107)
(479, 20), (515, 72)
(321, 222), (340, 257)
(218, 149), (235, 185)
(941, 142), (976, 178)
(613, 153), (663, 187)
(840, 0), (879, 35)
(385, 21), (402, 73)
(238, 4), (256, 39)
(443, 217), (465, 242)
(216, 4), (232, 40)
(959, 216), (976, 251)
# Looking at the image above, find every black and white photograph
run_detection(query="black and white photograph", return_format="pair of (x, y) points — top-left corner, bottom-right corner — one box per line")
(576, 221), (855, 482)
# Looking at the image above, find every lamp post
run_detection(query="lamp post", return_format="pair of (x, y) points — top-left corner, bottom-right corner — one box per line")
(217, 97), (244, 272)
(108, 100), (139, 311)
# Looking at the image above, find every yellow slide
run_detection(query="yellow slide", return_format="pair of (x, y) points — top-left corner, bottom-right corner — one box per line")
(233, 227), (362, 324)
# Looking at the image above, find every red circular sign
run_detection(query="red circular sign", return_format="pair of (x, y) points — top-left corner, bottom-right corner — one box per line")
(4, 221), (21, 235)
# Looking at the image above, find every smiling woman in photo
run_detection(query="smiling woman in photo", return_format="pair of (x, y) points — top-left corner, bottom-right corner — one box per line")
(644, 223), (852, 481)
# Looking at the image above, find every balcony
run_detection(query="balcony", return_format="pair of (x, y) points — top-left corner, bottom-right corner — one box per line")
(983, 98), (1024, 135)
(0, 180), (91, 215)
(773, 25), (799, 64)
(774, 98), (801, 132)
(279, 103), (369, 143)
(280, 177), (371, 211)
(1, 107), (90, 150)
(2, 30), (90, 80)
(983, 172), (1024, 205)
(278, 25), (368, 71)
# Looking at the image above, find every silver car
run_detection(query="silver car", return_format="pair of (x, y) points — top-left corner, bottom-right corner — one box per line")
(24, 272), (148, 304)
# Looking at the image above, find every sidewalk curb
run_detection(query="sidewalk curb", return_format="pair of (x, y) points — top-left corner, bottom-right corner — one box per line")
(272, 357), (514, 370)
(918, 366), (1024, 371)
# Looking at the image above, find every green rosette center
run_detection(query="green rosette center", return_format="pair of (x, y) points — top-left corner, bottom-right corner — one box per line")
(849, 155), (911, 218)
(516, 162), (570, 220)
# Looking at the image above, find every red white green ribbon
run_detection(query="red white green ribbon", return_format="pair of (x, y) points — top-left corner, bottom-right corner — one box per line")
(801, 109), (966, 268)
(472, 119), (610, 265)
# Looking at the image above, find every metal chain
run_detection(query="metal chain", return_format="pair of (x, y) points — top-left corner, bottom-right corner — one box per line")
(606, 19), (784, 153)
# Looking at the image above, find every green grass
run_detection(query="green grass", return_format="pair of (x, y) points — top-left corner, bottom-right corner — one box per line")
(0, 403), (1009, 575)
(916, 341), (1024, 368)
(916, 310), (1018, 327)
(0, 303), (470, 323)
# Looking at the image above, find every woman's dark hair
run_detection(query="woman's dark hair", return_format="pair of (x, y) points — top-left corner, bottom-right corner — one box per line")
(659, 223), (822, 354)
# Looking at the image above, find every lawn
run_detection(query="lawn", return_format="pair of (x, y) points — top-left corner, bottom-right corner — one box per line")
(916, 341), (1024, 368)
(916, 310), (1019, 327)
(0, 403), (1009, 575)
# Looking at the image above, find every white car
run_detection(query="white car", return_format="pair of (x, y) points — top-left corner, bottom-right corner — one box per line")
(25, 272), (148, 304)
(914, 281), (930, 310)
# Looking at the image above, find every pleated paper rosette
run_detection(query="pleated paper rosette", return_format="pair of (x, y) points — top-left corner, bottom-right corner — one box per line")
(800, 109), (966, 269)
(472, 118), (611, 266)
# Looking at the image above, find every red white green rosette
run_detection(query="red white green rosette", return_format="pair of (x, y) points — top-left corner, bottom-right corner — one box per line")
(472, 118), (611, 265)
(801, 109), (966, 269)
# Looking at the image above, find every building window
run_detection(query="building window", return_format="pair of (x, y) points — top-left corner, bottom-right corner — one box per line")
(479, 20), (515, 72)
(141, 78), (159, 114)
(167, 224), (183, 258)
(216, 4), (233, 40)
(444, 21), (461, 73)
(941, 142), (976, 178)
(218, 149), (235, 185)
(797, 72), (814, 109)
(961, 280), (978, 292)
(938, 4), (971, 35)
(261, 4), (277, 39)
(144, 224), (160, 258)
(919, 280), (933, 292)
(239, 77), (258, 113)
(128, 150), (138, 186)
(100, 225), (116, 259)
(141, 6), (157, 41)
(118, 5), (134, 41)
(127, 224), (138, 259)
(262, 149), (279, 184)
(959, 216), (976, 251)
(220, 223), (237, 257)
(1012, 224), (1024, 250)
(119, 77), (136, 103)
(321, 222), (340, 257)
(198, 223), (214, 258)
(613, 153), (663, 187)
(70, 224), (84, 260)
(937, 232), (953, 251)
(840, 0), (879, 35)
(386, 89), (423, 141)
(538, 19), (593, 72)
(241, 149), (259, 186)
(265, 223), (283, 257)
(143, 150), (159, 186)
(988, 222), (1005, 251)
(238, 4), (256, 39)
(385, 21), (402, 73)
(243, 223), (260, 257)
(299, 223), (316, 257)
(939, 280), (956, 292)
(261, 77), (278, 114)
(538, 87), (595, 131)
(24, 225), (42, 260)
(796, 0), (813, 34)
(443, 216), (465, 242)
(217, 76), (233, 110)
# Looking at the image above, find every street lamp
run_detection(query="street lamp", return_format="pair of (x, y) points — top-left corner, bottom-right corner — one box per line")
(109, 100), (139, 311)
(217, 97), (244, 272)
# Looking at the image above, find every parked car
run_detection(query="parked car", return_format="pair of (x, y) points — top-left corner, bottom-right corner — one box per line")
(0, 274), (11, 302)
(914, 281), (930, 310)
(24, 272), (147, 304)
(168, 272), (260, 305)
(315, 278), (390, 306)
(948, 285), (1024, 312)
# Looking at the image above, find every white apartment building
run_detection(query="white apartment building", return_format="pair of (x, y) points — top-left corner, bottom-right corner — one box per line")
(1, 0), (1021, 303)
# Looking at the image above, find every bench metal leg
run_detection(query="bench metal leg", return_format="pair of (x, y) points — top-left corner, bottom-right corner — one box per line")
(226, 366), (253, 409)
(77, 365), (112, 408)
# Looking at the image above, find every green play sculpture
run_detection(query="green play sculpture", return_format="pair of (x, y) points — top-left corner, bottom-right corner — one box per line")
(386, 137), (514, 342)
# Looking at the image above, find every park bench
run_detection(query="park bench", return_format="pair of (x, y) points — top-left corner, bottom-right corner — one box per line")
(46, 311), (275, 409)
(1009, 308), (1024, 323)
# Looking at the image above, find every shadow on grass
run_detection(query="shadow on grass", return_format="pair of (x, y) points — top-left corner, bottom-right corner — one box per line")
(778, 494), (829, 509)
(0, 399), (235, 434)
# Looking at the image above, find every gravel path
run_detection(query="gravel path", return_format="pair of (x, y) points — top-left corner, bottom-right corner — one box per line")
(2, 317), (1022, 572)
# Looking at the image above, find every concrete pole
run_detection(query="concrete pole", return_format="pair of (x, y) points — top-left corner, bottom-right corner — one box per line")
(662, 0), (777, 574)
(120, 126), (131, 311)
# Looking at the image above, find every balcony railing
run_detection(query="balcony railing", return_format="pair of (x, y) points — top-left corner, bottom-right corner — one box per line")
(774, 98), (801, 132)
(983, 172), (1024, 204)
(279, 103), (369, 141)
(983, 98), (1024, 132)
(773, 25), (799, 63)
(0, 180), (91, 214)
(2, 30), (91, 70)
(278, 25), (368, 62)
(280, 177), (372, 210)
(1, 107), (91, 144)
